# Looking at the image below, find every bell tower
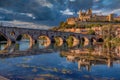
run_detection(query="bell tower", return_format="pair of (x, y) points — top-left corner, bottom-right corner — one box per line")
(79, 10), (83, 20)
(87, 9), (92, 15)
(108, 14), (113, 21)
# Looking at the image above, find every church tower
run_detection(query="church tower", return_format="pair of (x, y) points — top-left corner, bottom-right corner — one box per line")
(87, 9), (92, 15)
(79, 10), (83, 20)
(108, 14), (113, 21)
(79, 10), (82, 16)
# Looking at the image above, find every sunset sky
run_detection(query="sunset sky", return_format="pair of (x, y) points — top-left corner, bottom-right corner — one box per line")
(0, 0), (120, 27)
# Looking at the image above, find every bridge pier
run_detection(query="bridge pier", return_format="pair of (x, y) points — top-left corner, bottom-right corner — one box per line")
(51, 38), (56, 43)
(29, 39), (36, 49)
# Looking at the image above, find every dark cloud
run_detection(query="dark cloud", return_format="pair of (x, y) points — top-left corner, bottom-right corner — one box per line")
(0, 0), (120, 26)
(68, 0), (94, 11)
(0, 0), (94, 21)
(93, 0), (120, 10)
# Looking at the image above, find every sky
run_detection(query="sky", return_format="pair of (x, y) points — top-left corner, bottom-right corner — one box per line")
(0, 0), (120, 28)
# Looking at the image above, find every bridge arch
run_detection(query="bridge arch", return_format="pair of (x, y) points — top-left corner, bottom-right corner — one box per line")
(0, 32), (11, 50)
(37, 35), (51, 48)
(16, 33), (34, 49)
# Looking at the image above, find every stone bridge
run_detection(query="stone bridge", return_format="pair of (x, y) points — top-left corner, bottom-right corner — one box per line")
(0, 26), (103, 49)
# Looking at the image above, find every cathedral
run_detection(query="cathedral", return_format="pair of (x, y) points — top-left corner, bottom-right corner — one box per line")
(78, 9), (113, 22)
(67, 9), (120, 25)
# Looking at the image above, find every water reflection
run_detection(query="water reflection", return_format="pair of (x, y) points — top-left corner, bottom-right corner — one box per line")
(0, 41), (120, 79)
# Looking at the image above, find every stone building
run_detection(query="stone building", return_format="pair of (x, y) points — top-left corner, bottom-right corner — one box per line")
(114, 16), (120, 21)
(115, 27), (120, 38)
(66, 17), (78, 25)
(79, 9), (92, 21)
(66, 9), (119, 25)
(78, 9), (114, 22)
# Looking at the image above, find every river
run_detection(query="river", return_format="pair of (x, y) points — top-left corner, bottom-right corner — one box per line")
(0, 40), (120, 80)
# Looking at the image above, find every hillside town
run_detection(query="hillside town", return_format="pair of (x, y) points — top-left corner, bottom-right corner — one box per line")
(52, 9), (120, 39)
(67, 9), (120, 25)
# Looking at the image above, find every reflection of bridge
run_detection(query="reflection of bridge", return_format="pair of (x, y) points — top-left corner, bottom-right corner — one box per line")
(0, 43), (120, 70)
(0, 26), (102, 49)
(0, 43), (82, 59)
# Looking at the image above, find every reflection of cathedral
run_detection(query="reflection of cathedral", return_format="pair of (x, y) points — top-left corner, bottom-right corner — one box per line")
(66, 54), (113, 71)
(62, 45), (120, 71)
(78, 59), (91, 71)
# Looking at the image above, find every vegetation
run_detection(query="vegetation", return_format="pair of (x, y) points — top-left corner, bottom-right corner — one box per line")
(80, 23), (102, 28)
(111, 38), (120, 45)
(102, 24), (120, 46)
(87, 29), (95, 35)
(51, 21), (103, 31)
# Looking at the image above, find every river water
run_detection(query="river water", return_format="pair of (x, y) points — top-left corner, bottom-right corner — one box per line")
(0, 40), (120, 80)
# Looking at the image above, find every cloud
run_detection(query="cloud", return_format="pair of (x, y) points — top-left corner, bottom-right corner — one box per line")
(20, 13), (36, 19)
(60, 8), (75, 15)
(1, 20), (50, 29)
(93, 0), (120, 10)
(93, 0), (100, 2)
(0, 8), (14, 14)
(35, 0), (53, 8)
(0, 0), (57, 21)
(0, 0), (120, 26)
(68, 0), (94, 11)
(0, 0), (94, 21)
